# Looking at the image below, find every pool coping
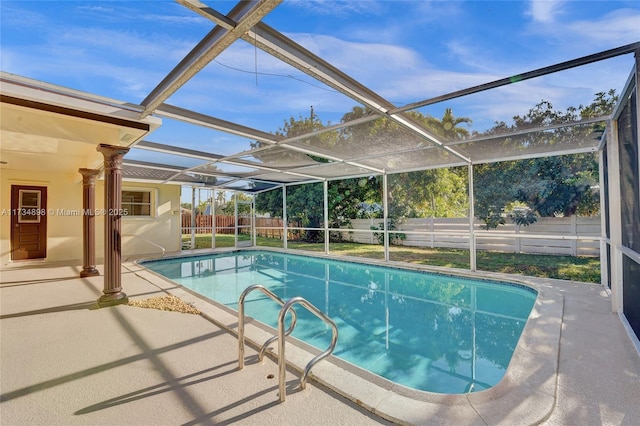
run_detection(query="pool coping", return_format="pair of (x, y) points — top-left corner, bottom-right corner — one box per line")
(130, 247), (563, 425)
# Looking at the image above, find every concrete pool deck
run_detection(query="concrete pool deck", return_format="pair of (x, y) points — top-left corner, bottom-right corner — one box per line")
(1, 253), (639, 425)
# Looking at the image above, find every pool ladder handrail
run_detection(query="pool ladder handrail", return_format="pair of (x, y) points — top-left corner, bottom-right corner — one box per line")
(238, 284), (298, 370)
(277, 296), (338, 402)
(237, 286), (339, 403)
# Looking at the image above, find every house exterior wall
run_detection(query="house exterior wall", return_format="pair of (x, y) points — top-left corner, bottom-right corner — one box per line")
(120, 182), (181, 260)
(1, 169), (181, 266)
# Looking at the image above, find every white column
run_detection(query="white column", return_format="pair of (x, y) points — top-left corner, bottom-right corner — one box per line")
(283, 186), (288, 250)
(598, 149), (608, 287)
(383, 173), (389, 261)
(324, 180), (329, 254)
(469, 164), (476, 271)
(607, 120), (623, 313)
(190, 187), (196, 249)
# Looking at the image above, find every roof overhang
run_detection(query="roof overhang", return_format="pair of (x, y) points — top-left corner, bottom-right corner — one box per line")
(0, 72), (161, 175)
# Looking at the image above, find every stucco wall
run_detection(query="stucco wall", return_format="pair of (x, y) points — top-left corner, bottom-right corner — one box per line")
(120, 182), (181, 260)
(1, 169), (181, 266)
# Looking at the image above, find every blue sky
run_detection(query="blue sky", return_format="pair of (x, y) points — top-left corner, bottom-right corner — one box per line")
(1, 0), (639, 160)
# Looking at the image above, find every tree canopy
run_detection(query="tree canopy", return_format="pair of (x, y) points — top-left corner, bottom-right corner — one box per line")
(253, 90), (615, 237)
(473, 90), (616, 228)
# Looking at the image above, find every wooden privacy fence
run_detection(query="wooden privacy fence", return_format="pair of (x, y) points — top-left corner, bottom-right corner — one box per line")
(255, 217), (286, 238)
(343, 216), (601, 256)
(182, 214), (287, 238)
(182, 214), (237, 234)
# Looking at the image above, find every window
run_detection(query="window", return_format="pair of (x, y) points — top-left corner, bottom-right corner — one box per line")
(18, 189), (42, 223)
(122, 190), (153, 217)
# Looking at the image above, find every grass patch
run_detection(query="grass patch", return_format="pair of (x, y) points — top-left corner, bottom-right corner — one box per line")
(476, 251), (600, 283)
(182, 234), (600, 283)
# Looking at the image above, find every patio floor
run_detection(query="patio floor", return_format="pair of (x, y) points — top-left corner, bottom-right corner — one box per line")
(1, 257), (639, 425)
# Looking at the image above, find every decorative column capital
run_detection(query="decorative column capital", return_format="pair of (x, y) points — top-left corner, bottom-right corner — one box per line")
(97, 144), (130, 170)
(78, 168), (100, 186)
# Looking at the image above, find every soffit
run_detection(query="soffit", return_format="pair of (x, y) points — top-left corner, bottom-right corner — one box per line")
(0, 75), (161, 174)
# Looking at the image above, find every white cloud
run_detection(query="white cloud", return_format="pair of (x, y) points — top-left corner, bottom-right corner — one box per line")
(76, 5), (114, 13)
(526, 0), (566, 24)
(55, 27), (191, 63)
(288, 0), (383, 17)
(566, 9), (640, 45)
(444, 39), (500, 74)
(195, 31), (427, 115)
(140, 13), (208, 25)
(523, 3), (639, 49)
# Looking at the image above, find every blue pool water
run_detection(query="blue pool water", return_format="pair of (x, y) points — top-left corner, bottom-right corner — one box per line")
(143, 250), (537, 394)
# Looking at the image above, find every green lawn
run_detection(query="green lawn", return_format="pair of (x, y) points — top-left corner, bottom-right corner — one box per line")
(182, 234), (600, 283)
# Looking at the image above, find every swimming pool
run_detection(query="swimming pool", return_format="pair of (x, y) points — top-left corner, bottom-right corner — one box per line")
(142, 250), (537, 394)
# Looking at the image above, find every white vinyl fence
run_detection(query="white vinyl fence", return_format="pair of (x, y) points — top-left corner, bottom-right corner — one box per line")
(339, 216), (601, 256)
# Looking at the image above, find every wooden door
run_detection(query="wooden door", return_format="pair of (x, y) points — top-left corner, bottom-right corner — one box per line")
(10, 185), (47, 260)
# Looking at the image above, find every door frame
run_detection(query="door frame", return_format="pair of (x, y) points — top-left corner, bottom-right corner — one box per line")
(10, 184), (48, 260)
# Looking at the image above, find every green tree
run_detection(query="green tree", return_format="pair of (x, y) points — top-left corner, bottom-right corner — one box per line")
(254, 114), (332, 242)
(474, 91), (617, 227)
(426, 107), (473, 141)
(340, 106), (472, 220)
(218, 192), (252, 216)
(389, 167), (469, 219)
(254, 107), (471, 234)
(328, 176), (382, 222)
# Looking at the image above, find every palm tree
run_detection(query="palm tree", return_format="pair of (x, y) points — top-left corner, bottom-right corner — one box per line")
(438, 108), (472, 141)
(427, 108), (473, 141)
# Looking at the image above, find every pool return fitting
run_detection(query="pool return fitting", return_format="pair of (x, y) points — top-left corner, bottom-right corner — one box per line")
(238, 284), (339, 403)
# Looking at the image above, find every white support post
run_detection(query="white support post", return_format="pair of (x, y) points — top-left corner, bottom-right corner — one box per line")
(598, 148), (608, 287)
(283, 186), (288, 250)
(429, 217), (435, 248)
(234, 192), (238, 248)
(252, 196), (257, 247)
(607, 120), (623, 313)
(383, 173), (389, 262)
(570, 215), (578, 256)
(469, 164), (476, 271)
(212, 190), (216, 249)
(324, 180), (329, 254)
(190, 186), (196, 250)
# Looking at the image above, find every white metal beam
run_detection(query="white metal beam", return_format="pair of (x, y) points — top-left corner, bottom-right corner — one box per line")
(245, 22), (470, 163)
(393, 42), (640, 114)
(153, 103), (279, 144)
(139, 0), (282, 118)
(175, 1), (470, 163)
